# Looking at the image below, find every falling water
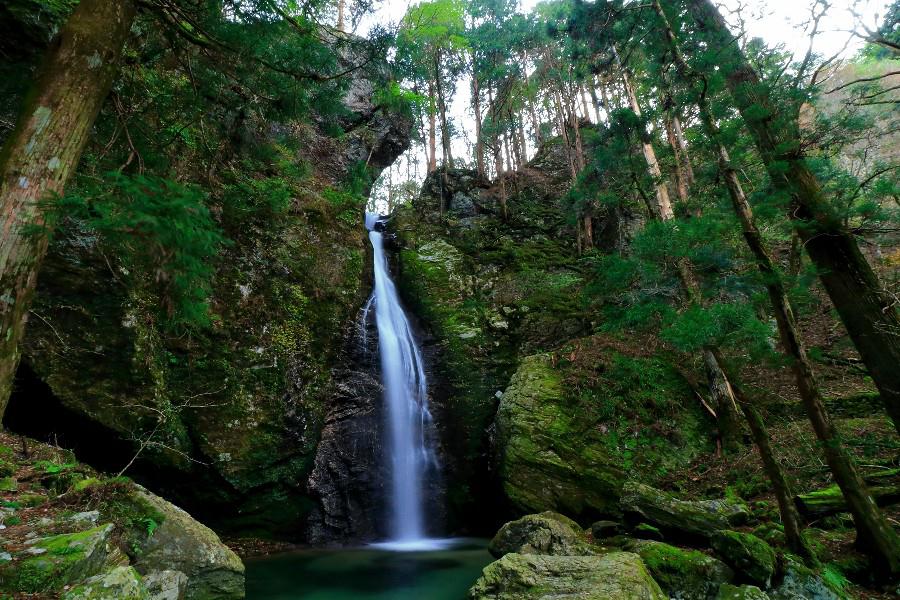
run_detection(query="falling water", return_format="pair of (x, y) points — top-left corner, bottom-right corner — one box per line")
(365, 213), (437, 547)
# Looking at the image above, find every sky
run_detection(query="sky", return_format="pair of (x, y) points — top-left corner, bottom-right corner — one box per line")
(361, 0), (893, 210)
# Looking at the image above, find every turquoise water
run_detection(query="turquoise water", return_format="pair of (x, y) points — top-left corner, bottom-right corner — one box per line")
(245, 538), (492, 600)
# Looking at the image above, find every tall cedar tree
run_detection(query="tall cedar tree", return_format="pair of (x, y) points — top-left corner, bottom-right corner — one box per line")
(686, 0), (900, 575)
(0, 0), (137, 417)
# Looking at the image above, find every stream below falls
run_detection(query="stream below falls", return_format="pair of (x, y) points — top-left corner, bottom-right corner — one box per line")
(244, 538), (492, 599)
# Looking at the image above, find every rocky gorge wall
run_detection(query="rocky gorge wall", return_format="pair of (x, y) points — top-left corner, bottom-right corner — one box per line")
(390, 138), (714, 532)
(3, 28), (413, 539)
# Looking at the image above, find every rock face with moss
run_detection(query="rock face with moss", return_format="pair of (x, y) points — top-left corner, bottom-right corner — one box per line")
(0, 433), (244, 599)
(393, 160), (715, 528)
(468, 552), (666, 600)
(7, 49), (411, 538)
(625, 539), (733, 600)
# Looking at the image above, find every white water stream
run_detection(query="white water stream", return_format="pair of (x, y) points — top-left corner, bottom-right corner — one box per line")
(365, 213), (444, 550)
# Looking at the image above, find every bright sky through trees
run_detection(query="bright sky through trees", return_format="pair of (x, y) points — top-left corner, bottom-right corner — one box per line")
(364, 0), (893, 212)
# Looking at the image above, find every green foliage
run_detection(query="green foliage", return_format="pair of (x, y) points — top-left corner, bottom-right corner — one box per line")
(49, 172), (228, 329)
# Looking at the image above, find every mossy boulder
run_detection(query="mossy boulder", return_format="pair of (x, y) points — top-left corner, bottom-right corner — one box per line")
(715, 584), (768, 600)
(768, 557), (850, 600)
(626, 539), (733, 600)
(494, 355), (625, 518)
(710, 531), (776, 588)
(468, 552), (666, 600)
(126, 488), (244, 600)
(621, 482), (749, 540)
(143, 569), (188, 600)
(61, 566), (149, 600)
(488, 512), (591, 558)
(0, 524), (123, 593)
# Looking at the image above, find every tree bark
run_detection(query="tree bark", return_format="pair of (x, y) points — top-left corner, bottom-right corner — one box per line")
(715, 349), (819, 566)
(690, 0), (900, 441)
(472, 74), (485, 178)
(618, 57), (674, 220)
(427, 81), (437, 173)
(433, 52), (454, 170)
(0, 0), (137, 419)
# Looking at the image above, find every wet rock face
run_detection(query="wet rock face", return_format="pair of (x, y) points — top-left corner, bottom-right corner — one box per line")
(306, 304), (386, 544)
(307, 291), (447, 544)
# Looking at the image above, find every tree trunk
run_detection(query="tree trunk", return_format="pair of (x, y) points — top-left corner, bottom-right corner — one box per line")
(427, 81), (437, 173)
(472, 73), (485, 178)
(337, 0), (345, 31)
(617, 46), (744, 455)
(715, 349), (819, 566)
(433, 52), (454, 170)
(618, 58), (674, 220)
(0, 0), (137, 419)
(690, 0), (900, 441)
(660, 0), (900, 574)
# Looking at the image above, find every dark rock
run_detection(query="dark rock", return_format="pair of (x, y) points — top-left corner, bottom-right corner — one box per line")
(590, 520), (622, 539)
(768, 557), (849, 599)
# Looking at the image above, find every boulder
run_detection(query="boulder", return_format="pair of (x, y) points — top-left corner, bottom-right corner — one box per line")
(493, 355), (625, 518)
(710, 531), (776, 589)
(621, 482), (749, 540)
(127, 488), (244, 600)
(62, 566), (149, 600)
(626, 539), (733, 600)
(144, 570), (188, 600)
(716, 584), (769, 600)
(468, 551), (666, 600)
(488, 512), (590, 558)
(768, 557), (850, 600)
(0, 523), (124, 593)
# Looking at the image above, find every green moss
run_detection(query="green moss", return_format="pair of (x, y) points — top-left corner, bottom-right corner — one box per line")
(0, 525), (114, 593)
(711, 530), (776, 587)
(631, 540), (733, 599)
(0, 477), (15, 492)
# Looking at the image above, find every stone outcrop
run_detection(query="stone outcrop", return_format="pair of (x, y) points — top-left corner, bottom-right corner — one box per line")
(487, 512), (591, 558)
(621, 482), (750, 540)
(468, 552), (666, 600)
(127, 487), (244, 600)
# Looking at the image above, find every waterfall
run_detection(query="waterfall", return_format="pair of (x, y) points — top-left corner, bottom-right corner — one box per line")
(365, 213), (438, 548)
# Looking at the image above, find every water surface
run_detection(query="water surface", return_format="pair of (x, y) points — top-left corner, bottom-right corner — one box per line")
(245, 538), (491, 600)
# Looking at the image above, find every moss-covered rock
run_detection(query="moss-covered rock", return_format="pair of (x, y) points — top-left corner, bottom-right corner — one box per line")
(626, 539), (733, 600)
(143, 569), (188, 600)
(61, 566), (149, 600)
(621, 482), (749, 540)
(0, 524), (123, 593)
(488, 512), (591, 558)
(768, 557), (850, 600)
(710, 531), (776, 589)
(715, 584), (768, 600)
(468, 551), (666, 599)
(494, 355), (624, 519)
(126, 487), (243, 600)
